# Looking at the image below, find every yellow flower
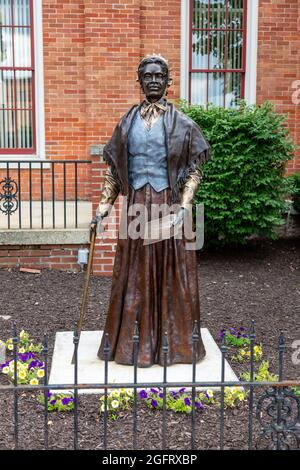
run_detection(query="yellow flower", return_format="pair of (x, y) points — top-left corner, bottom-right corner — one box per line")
(126, 388), (133, 397)
(37, 369), (45, 378)
(241, 350), (246, 356)
(9, 362), (15, 371)
(120, 388), (126, 394)
(206, 389), (214, 398)
(112, 390), (120, 398)
(100, 404), (105, 412)
(18, 370), (26, 380)
(111, 400), (119, 409)
(7, 344), (13, 351)
(2, 366), (9, 374)
(19, 347), (25, 354)
(30, 378), (39, 386)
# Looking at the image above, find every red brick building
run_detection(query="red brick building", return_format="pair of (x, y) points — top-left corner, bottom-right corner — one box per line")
(0, 0), (299, 275)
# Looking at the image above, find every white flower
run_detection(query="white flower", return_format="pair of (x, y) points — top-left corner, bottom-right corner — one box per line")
(2, 366), (9, 374)
(18, 347), (25, 354)
(126, 388), (133, 397)
(7, 344), (13, 351)
(112, 390), (120, 398)
(30, 378), (39, 386)
(206, 389), (214, 398)
(111, 400), (119, 409)
(37, 369), (45, 378)
(100, 404), (105, 412)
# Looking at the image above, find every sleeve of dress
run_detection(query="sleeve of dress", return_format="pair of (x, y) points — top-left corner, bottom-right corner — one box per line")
(180, 166), (203, 211)
(97, 166), (121, 218)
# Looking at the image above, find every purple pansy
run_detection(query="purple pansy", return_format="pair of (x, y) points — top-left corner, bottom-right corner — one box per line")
(50, 399), (56, 405)
(184, 397), (191, 406)
(61, 397), (73, 405)
(28, 360), (38, 370)
(18, 352), (35, 362)
(195, 401), (204, 410)
(151, 399), (158, 408)
(139, 390), (148, 399)
(158, 393), (164, 399)
(150, 388), (158, 394)
(179, 388), (186, 394)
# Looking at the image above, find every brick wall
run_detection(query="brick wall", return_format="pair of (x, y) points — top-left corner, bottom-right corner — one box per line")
(0, 245), (84, 272)
(256, 0), (300, 173)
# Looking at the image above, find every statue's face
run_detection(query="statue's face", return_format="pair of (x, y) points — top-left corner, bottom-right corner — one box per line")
(140, 62), (168, 102)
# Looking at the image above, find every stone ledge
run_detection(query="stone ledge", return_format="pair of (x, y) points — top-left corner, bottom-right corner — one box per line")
(0, 229), (90, 246)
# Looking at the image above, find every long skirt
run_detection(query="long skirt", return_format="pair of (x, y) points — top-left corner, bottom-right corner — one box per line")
(97, 182), (206, 367)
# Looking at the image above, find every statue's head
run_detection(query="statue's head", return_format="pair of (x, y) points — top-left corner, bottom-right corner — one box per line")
(137, 54), (172, 102)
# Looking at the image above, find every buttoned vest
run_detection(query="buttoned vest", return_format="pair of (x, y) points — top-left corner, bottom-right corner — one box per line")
(127, 112), (170, 192)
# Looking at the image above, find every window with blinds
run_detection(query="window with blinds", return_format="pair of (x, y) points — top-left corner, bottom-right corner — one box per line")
(0, 0), (35, 153)
(190, 0), (247, 108)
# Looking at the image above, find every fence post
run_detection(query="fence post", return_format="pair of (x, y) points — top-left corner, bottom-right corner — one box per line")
(248, 320), (256, 449)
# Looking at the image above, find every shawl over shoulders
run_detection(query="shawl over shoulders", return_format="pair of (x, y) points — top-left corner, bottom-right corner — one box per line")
(102, 101), (211, 199)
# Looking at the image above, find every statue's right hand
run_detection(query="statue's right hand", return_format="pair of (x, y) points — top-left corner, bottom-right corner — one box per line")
(93, 208), (108, 233)
(95, 207), (108, 221)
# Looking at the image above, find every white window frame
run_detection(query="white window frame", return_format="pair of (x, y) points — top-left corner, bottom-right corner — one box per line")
(0, 0), (46, 162)
(180, 0), (259, 105)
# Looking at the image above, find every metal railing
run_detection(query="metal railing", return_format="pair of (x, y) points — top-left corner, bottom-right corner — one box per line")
(0, 160), (92, 230)
(0, 321), (299, 450)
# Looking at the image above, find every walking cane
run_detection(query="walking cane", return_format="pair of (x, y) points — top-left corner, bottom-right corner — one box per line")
(71, 217), (103, 364)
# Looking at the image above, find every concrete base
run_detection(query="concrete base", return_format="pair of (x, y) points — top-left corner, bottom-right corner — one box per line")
(49, 329), (240, 394)
(0, 340), (5, 365)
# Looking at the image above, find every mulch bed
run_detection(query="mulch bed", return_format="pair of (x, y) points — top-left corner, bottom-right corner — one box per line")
(0, 237), (299, 450)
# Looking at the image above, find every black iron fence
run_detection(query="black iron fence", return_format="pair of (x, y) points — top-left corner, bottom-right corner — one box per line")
(0, 160), (92, 229)
(0, 321), (299, 450)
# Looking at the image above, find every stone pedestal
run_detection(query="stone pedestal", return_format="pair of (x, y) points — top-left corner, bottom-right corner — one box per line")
(0, 340), (6, 365)
(49, 329), (241, 394)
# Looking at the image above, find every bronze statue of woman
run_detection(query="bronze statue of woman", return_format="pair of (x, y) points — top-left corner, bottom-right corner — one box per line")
(96, 54), (211, 368)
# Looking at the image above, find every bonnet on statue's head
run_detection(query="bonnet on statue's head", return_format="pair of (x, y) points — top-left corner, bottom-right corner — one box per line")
(136, 53), (173, 88)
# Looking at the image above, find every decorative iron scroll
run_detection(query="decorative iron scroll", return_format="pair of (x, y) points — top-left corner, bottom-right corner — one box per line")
(0, 177), (19, 215)
(256, 387), (300, 450)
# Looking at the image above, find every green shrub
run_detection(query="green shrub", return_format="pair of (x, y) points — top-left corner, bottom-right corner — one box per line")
(180, 100), (296, 247)
(284, 172), (300, 213)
